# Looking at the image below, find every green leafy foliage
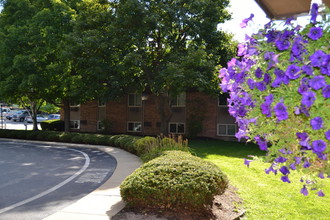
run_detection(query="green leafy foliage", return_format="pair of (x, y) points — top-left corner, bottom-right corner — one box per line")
(40, 119), (65, 131)
(134, 135), (190, 162)
(120, 151), (228, 213)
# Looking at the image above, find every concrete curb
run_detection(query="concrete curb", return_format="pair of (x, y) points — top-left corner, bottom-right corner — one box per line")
(1, 139), (142, 220)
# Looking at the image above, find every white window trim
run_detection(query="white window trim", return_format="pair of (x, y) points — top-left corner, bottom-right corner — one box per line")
(70, 120), (80, 129)
(171, 92), (186, 107)
(98, 100), (106, 107)
(169, 122), (185, 134)
(97, 120), (104, 131)
(127, 121), (142, 132)
(128, 93), (142, 107)
(217, 124), (237, 136)
(70, 102), (80, 107)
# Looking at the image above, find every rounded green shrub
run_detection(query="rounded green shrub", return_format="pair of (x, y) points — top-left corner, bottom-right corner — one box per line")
(120, 151), (228, 213)
(133, 136), (157, 156)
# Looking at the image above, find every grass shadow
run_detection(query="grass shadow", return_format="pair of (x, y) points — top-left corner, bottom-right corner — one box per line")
(189, 138), (266, 159)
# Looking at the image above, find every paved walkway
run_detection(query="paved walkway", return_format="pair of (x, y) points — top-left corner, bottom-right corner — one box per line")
(2, 139), (142, 220)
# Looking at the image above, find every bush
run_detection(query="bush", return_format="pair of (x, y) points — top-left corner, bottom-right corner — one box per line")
(133, 136), (157, 156)
(120, 151), (228, 213)
(40, 120), (64, 131)
(134, 135), (190, 162)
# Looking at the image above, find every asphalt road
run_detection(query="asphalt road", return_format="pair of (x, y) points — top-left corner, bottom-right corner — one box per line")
(0, 140), (117, 220)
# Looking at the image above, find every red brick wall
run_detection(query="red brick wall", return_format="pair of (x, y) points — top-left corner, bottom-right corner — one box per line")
(106, 97), (128, 134)
(80, 101), (98, 132)
(143, 94), (161, 135)
(186, 92), (218, 138)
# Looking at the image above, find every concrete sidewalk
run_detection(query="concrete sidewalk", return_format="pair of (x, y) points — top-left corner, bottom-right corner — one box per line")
(44, 143), (142, 220)
(2, 139), (142, 220)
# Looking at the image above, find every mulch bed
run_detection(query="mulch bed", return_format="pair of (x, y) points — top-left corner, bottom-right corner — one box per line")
(112, 185), (246, 220)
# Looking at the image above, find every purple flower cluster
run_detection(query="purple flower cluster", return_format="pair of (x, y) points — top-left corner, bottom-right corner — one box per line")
(219, 3), (329, 197)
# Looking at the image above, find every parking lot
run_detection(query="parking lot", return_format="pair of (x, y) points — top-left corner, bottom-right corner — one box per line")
(0, 119), (41, 130)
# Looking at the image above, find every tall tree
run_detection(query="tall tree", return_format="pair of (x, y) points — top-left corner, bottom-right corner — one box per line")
(0, 0), (76, 130)
(56, 0), (130, 131)
(112, 0), (236, 134)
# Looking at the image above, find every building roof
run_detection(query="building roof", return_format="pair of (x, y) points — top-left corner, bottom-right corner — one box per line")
(254, 0), (330, 19)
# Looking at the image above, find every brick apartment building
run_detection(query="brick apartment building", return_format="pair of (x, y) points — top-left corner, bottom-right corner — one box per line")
(68, 91), (237, 141)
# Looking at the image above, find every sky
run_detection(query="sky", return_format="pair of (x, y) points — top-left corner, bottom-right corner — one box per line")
(219, 0), (270, 42)
(220, 0), (321, 42)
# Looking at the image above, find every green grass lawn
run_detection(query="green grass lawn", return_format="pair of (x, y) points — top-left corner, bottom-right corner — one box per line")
(190, 139), (330, 220)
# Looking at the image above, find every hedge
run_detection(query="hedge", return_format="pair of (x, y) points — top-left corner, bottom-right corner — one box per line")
(120, 151), (229, 213)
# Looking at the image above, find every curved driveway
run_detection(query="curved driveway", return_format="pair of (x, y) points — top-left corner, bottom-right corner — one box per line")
(0, 140), (117, 220)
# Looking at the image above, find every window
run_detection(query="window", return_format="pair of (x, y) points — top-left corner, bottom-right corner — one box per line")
(170, 93), (186, 107)
(218, 93), (230, 106)
(97, 120), (104, 131)
(70, 101), (80, 107)
(127, 121), (142, 132)
(169, 123), (185, 134)
(70, 120), (80, 129)
(217, 124), (236, 136)
(128, 93), (142, 107)
(98, 100), (106, 107)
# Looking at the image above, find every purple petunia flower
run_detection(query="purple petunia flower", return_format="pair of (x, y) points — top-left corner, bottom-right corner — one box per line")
(260, 102), (272, 117)
(317, 190), (325, 197)
(309, 75), (326, 90)
(301, 186), (309, 196)
(310, 50), (326, 67)
(276, 39), (290, 51)
(296, 132), (308, 141)
(244, 158), (253, 168)
(295, 157), (303, 164)
(307, 27), (323, 40)
(285, 16), (294, 25)
(274, 102), (288, 121)
(310, 117), (323, 130)
(322, 85), (330, 98)
(240, 14), (254, 28)
(275, 156), (287, 163)
(280, 166), (290, 175)
(281, 175), (291, 183)
(312, 140), (327, 153)
(302, 65), (313, 75)
(286, 65), (301, 80)
(310, 3), (319, 24)
(237, 43), (247, 56)
(265, 164), (277, 174)
(303, 160), (311, 168)
(291, 42), (303, 57)
(319, 172), (325, 179)
(255, 136), (268, 151)
(301, 91), (316, 107)
(255, 82), (267, 91)
(264, 94), (274, 103)
(289, 163), (296, 170)
(255, 68), (263, 78)
(325, 130), (330, 140)
(263, 73), (271, 84)
(247, 78), (255, 90)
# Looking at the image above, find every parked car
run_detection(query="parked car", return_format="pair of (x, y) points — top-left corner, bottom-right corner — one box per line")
(12, 110), (30, 122)
(1, 108), (11, 118)
(47, 114), (60, 120)
(6, 110), (19, 120)
(25, 114), (48, 123)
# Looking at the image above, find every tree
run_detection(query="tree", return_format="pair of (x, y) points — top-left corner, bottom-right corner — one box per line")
(112, 0), (236, 134)
(0, 0), (76, 130)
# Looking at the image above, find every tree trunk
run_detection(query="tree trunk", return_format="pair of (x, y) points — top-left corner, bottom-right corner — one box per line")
(155, 93), (172, 136)
(63, 99), (70, 132)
